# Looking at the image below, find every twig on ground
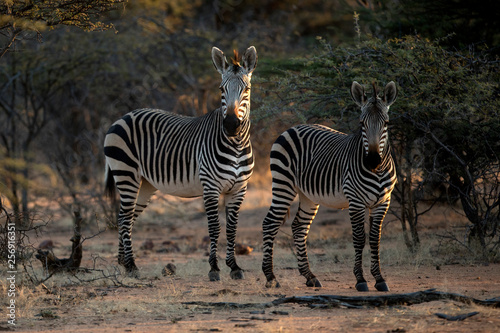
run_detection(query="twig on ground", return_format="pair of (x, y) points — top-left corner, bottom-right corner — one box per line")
(434, 311), (480, 321)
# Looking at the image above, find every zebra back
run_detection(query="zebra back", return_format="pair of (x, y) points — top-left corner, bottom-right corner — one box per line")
(105, 107), (253, 197)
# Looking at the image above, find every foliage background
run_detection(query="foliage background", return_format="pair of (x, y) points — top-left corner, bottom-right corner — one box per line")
(0, 0), (499, 258)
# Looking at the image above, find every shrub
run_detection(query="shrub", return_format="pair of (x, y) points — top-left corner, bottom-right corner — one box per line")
(256, 34), (500, 258)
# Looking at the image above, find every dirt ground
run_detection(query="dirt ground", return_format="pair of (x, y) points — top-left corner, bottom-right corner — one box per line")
(2, 186), (500, 332)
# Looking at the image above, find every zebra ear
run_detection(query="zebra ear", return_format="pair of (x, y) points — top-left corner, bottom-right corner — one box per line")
(383, 81), (397, 106)
(212, 47), (229, 74)
(351, 81), (367, 107)
(242, 46), (257, 74)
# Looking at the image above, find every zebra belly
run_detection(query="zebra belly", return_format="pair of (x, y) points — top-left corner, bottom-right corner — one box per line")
(145, 173), (248, 198)
(321, 194), (350, 209)
(149, 178), (204, 198)
(301, 189), (350, 209)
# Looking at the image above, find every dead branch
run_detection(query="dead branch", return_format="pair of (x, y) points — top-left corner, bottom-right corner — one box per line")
(35, 210), (82, 274)
(182, 289), (500, 309)
(434, 311), (480, 321)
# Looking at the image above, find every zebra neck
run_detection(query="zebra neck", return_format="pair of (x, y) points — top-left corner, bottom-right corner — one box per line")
(217, 109), (251, 147)
(353, 130), (392, 171)
(379, 144), (392, 168)
(228, 117), (251, 147)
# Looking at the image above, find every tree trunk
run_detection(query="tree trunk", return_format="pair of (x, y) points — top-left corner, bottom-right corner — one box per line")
(35, 210), (83, 274)
(399, 174), (420, 252)
(449, 174), (487, 258)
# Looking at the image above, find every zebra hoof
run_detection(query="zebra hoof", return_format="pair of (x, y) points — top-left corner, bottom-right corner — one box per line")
(375, 281), (390, 292)
(355, 281), (369, 292)
(230, 269), (245, 280)
(126, 266), (140, 278)
(265, 279), (281, 288)
(306, 277), (322, 288)
(208, 270), (220, 281)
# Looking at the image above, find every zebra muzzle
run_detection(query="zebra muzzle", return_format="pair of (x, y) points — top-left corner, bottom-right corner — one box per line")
(363, 151), (382, 171)
(223, 114), (241, 137)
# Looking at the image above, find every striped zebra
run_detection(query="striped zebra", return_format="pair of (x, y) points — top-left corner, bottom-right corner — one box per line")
(104, 46), (257, 281)
(262, 81), (398, 291)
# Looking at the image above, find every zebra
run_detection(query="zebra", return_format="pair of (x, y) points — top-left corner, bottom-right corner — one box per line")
(104, 46), (257, 281)
(261, 81), (398, 291)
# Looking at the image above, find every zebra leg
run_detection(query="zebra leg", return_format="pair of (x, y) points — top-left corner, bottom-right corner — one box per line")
(204, 188), (222, 281)
(368, 201), (391, 292)
(133, 179), (157, 222)
(118, 211), (139, 277)
(262, 189), (297, 288)
(291, 195), (320, 287)
(349, 200), (369, 291)
(116, 181), (141, 277)
(117, 178), (157, 277)
(224, 187), (247, 280)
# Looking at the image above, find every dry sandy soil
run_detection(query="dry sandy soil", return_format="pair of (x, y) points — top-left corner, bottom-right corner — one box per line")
(2, 186), (499, 332)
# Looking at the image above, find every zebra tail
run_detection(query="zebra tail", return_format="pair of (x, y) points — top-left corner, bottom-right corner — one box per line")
(104, 166), (116, 198)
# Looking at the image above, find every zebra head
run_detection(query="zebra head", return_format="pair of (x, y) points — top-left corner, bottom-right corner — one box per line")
(212, 46), (258, 137)
(351, 81), (397, 171)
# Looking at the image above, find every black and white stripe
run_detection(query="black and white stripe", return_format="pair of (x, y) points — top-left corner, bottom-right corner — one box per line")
(262, 81), (398, 291)
(104, 46), (257, 281)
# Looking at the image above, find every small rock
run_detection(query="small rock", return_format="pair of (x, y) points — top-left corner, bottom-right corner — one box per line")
(211, 288), (240, 296)
(140, 239), (154, 250)
(201, 235), (211, 246)
(387, 328), (406, 333)
(162, 263), (177, 276)
(271, 310), (289, 316)
(250, 310), (265, 314)
(159, 240), (180, 253)
(177, 235), (194, 241)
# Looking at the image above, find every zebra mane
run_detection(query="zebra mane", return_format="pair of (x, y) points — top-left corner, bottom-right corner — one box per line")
(372, 82), (378, 98)
(231, 49), (241, 66)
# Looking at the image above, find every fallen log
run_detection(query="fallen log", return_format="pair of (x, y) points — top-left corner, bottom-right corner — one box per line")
(35, 210), (83, 274)
(182, 289), (500, 309)
(270, 289), (500, 308)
